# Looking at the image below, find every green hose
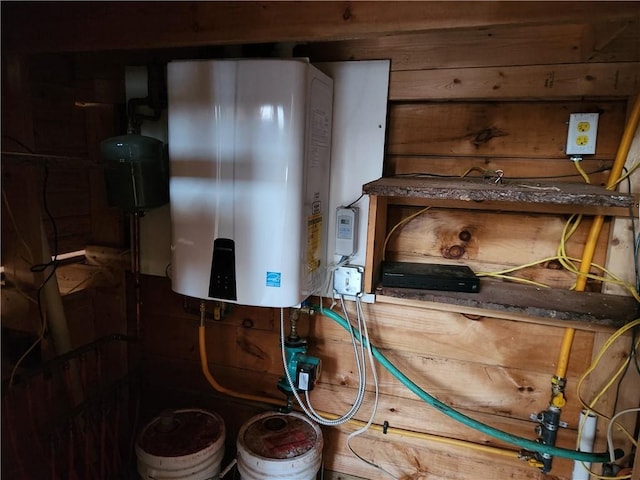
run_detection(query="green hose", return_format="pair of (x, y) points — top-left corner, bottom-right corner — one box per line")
(314, 305), (610, 464)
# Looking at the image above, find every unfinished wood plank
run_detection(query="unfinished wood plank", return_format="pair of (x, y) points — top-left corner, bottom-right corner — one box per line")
(55, 263), (121, 296)
(385, 194), (634, 218)
(5, 2), (639, 53)
(364, 195), (387, 293)
(587, 18), (640, 63)
(382, 207), (610, 288)
(385, 155), (614, 185)
(310, 20), (640, 69)
(308, 23), (589, 70)
(374, 292), (630, 333)
(375, 279), (637, 327)
(323, 427), (554, 480)
(62, 291), (96, 347)
(312, 338), (584, 422)
(84, 245), (130, 270)
(363, 176), (634, 210)
(141, 354), (288, 408)
(387, 101), (627, 158)
(141, 313), (284, 375)
(311, 302), (595, 375)
(390, 62), (640, 100)
(140, 274), (278, 331)
(307, 382), (580, 452)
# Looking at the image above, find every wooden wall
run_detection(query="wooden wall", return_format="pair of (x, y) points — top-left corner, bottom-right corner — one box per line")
(2, 3), (640, 479)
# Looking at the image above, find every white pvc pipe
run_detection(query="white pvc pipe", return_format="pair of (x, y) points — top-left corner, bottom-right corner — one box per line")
(572, 410), (597, 480)
(39, 221), (83, 405)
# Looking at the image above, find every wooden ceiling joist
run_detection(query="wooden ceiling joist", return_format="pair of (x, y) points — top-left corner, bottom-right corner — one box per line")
(3, 1), (640, 54)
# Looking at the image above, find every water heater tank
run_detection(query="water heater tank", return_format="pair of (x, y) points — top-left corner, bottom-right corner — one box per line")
(167, 59), (333, 307)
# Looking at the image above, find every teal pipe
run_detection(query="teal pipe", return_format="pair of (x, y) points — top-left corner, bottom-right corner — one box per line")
(314, 305), (610, 464)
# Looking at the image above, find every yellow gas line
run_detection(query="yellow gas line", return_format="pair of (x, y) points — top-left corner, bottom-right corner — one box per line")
(553, 94), (640, 403)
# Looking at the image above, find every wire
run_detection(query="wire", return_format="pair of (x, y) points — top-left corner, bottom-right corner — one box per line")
(393, 166), (612, 181)
(632, 325), (640, 376)
(9, 165), (60, 387)
(460, 166), (499, 179)
(578, 465), (632, 480)
(477, 212), (640, 301)
(612, 160), (640, 187)
(611, 327), (636, 414)
(476, 271), (552, 288)
(477, 251), (640, 300)
(571, 158), (591, 184)
(344, 297), (399, 480)
(382, 206), (431, 261)
(1, 134), (35, 153)
(556, 213), (583, 279)
(8, 315), (47, 387)
(346, 193), (365, 208)
(576, 319), (640, 448)
(576, 319), (640, 411)
(607, 408), (640, 463)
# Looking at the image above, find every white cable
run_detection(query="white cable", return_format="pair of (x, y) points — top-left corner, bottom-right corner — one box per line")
(346, 297), (399, 480)
(280, 306), (367, 426)
(607, 407), (640, 463)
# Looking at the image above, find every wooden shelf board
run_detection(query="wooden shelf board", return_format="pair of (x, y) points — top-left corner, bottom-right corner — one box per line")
(375, 279), (637, 328)
(363, 176), (634, 212)
(385, 196), (634, 217)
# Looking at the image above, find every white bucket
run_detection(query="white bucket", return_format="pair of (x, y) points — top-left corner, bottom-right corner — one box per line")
(237, 411), (323, 480)
(136, 408), (225, 480)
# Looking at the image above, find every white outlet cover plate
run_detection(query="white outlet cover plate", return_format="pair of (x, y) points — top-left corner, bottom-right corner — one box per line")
(566, 112), (599, 155)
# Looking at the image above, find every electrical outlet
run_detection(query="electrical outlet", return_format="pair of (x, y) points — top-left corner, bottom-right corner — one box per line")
(333, 265), (364, 296)
(566, 113), (599, 155)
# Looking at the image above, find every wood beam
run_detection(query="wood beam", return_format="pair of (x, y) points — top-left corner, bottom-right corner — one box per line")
(3, 2), (639, 54)
(390, 62), (640, 101)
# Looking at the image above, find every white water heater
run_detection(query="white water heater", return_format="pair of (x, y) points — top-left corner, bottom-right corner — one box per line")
(167, 59), (333, 307)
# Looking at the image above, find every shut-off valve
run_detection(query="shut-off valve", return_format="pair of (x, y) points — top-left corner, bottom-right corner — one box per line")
(522, 375), (568, 473)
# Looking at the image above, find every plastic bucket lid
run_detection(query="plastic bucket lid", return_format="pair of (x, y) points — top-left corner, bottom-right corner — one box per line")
(237, 411), (323, 480)
(136, 408), (225, 480)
